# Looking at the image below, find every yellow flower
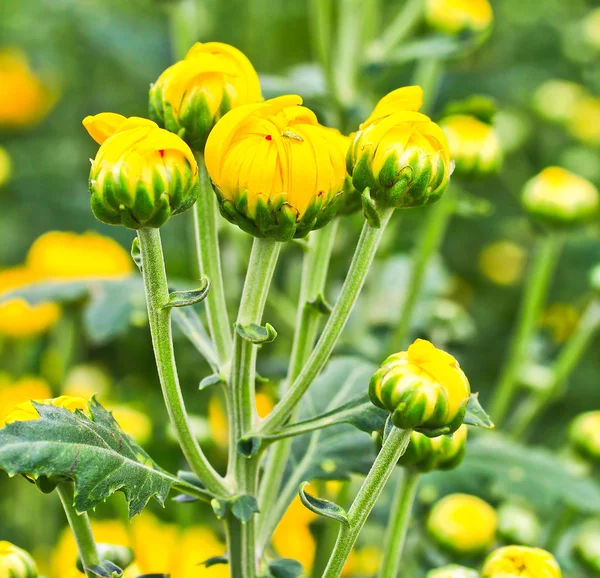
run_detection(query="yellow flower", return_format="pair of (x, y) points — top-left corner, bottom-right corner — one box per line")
(0, 49), (57, 128)
(539, 303), (580, 344)
(532, 80), (586, 125)
(3, 395), (89, 425)
(0, 540), (38, 578)
(149, 42), (262, 151)
(568, 96), (600, 146)
(111, 405), (152, 445)
(26, 231), (133, 279)
(83, 113), (198, 229)
(569, 411), (600, 463)
(369, 339), (471, 436)
(0, 147), (12, 188)
(478, 241), (526, 286)
(427, 494), (497, 556)
(0, 375), (51, 426)
(255, 391), (274, 419)
(348, 87), (452, 210)
(482, 546), (561, 578)
(425, 0), (493, 35)
(427, 565), (479, 578)
(62, 365), (111, 399)
(440, 115), (502, 177)
(0, 266), (61, 339)
(205, 95), (346, 240)
(521, 166), (599, 227)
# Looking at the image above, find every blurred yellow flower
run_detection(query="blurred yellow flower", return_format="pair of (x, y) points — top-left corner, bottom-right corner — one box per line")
(0, 49), (57, 128)
(568, 96), (600, 146)
(425, 0), (493, 35)
(256, 391), (274, 419)
(478, 241), (527, 286)
(427, 494), (497, 556)
(62, 364), (111, 399)
(111, 405), (152, 445)
(0, 266), (61, 338)
(0, 146), (12, 188)
(532, 80), (586, 125)
(539, 303), (580, 344)
(482, 545), (561, 578)
(0, 540), (38, 578)
(4, 395), (89, 425)
(27, 231), (133, 279)
(0, 374), (51, 426)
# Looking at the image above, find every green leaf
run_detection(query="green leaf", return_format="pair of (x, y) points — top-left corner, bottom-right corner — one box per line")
(231, 494), (260, 522)
(235, 322), (278, 344)
(131, 238), (142, 271)
(199, 374), (225, 390)
(164, 278), (210, 309)
(268, 558), (304, 578)
(88, 561), (123, 578)
(0, 398), (188, 516)
(171, 307), (219, 372)
(464, 393), (494, 429)
(298, 481), (349, 527)
(307, 293), (332, 315)
(202, 556), (228, 568)
(211, 498), (229, 520)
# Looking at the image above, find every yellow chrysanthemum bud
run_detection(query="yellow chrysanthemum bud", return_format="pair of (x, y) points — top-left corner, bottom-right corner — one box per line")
(26, 231), (133, 279)
(0, 541), (38, 578)
(0, 49), (57, 129)
(3, 395), (89, 425)
(568, 96), (600, 147)
(369, 339), (470, 436)
(427, 494), (497, 556)
(569, 411), (600, 463)
(0, 266), (61, 339)
(521, 167), (599, 228)
(0, 375), (51, 427)
(478, 241), (526, 286)
(83, 113), (198, 229)
(149, 42), (262, 151)
(532, 80), (586, 125)
(427, 565), (479, 578)
(0, 147), (12, 188)
(440, 115), (502, 177)
(482, 546), (562, 578)
(205, 95), (346, 240)
(398, 424), (467, 472)
(497, 502), (541, 546)
(425, 0), (493, 36)
(575, 519), (600, 573)
(348, 87), (452, 210)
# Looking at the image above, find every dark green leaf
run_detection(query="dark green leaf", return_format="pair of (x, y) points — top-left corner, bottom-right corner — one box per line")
(211, 498), (229, 520)
(231, 494), (260, 522)
(199, 374), (225, 390)
(464, 393), (494, 429)
(237, 436), (262, 458)
(236, 322), (278, 344)
(298, 482), (349, 527)
(164, 278), (210, 309)
(268, 558), (304, 578)
(202, 556), (228, 568)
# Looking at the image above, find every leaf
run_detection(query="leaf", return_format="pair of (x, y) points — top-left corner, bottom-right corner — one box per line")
(298, 482), (349, 527)
(235, 322), (278, 344)
(165, 278), (210, 309)
(131, 238), (142, 271)
(199, 374), (225, 390)
(268, 558), (304, 578)
(307, 293), (332, 315)
(464, 393), (494, 429)
(231, 494), (260, 522)
(0, 398), (190, 516)
(202, 556), (228, 568)
(171, 307), (219, 372)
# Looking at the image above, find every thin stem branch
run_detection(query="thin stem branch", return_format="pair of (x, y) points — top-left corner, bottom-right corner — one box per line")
(490, 234), (563, 426)
(378, 469), (420, 578)
(137, 227), (230, 498)
(322, 428), (413, 578)
(57, 483), (99, 578)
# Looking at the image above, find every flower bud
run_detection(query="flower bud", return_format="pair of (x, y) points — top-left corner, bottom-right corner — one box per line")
(348, 87), (452, 210)
(439, 115), (502, 177)
(83, 113), (198, 229)
(427, 494), (497, 556)
(532, 80), (586, 124)
(497, 502), (541, 546)
(3, 395), (90, 425)
(369, 339), (470, 436)
(0, 541), (38, 578)
(568, 96), (600, 147)
(521, 167), (599, 228)
(205, 95), (346, 240)
(427, 565), (479, 578)
(482, 546), (562, 578)
(398, 424), (467, 472)
(149, 42), (262, 151)
(425, 0), (493, 36)
(569, 410), (600, 463)
(575, 519), (600, 573)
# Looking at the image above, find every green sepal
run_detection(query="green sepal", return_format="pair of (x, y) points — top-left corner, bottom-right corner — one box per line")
(361, 187), (382, 228)
(463, 393), (494, 429)
(231, 494), (260, 522)
(235, 322), (277, 344)
(268, 559), (304, 578)
(164, 278), (210, 309)
(211, 498), (229, 520)
(199, 374), (225, 390)
(131, 238), (142, 272)
(298, 481), (350, 527)
(307, 293), (332, 315)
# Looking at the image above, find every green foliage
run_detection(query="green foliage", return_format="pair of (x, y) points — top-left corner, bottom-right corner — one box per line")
(267, 558), (304, 578)
(298, 481), (350, 526)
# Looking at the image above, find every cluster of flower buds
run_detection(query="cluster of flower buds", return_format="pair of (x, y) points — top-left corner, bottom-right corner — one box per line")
(0, 541), (38, 578)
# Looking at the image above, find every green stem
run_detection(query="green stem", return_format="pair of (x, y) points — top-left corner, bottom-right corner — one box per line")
(167, 0), (199, 60)
(256, 223), (338, 546)
(226, 236), (281, 578)
(378, 469), (420, 578)
(193, 155), (232, 368)
(137, 227), (230, 498)
(322, 428), (413, 578)
(413, 58), (443, 114)
(308, 0), (334, 92)
(511, 298), (600, 439)
(259, 208), (394, 436)
(490, 234), (563, 426)
(57, 483), (99, 578)
(390, 193), (456, 350)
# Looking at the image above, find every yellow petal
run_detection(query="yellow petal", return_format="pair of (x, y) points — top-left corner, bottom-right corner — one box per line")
(361, 86), (424, 128)
(82, 112), (127, 145)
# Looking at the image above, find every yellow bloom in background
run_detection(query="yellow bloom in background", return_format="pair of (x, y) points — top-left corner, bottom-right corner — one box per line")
(440, 115), (502, 177)
(539, 303), (580, 344)
(205, 95), (347, 240)
(0, 49), (57, 129)
(3, 395), (89, 425)
(569, 410), (600, 463)
(0, 146), (12, 188)
(26, 231), (133, 279)
(149, 42), (262, 151)
(0, 375), (51, 426)
(0, 540), (38, 578)
(532, 80), (586, 125)
(111, 405), (152, 445)
(568, 96), (600, 146)
(522, 166), (599, 228)
(478, 241), (526, 286)
(83, 113), (198, 229)
(255, 391), (274, 419)
(425, 0), (493, 35)
(427, 494), (497, 556)
(369, 339), (471, 436)
(0, 266), (61, 339)
(62, 364), (111, 399)
(482, 546), (562, 578)
(427, 565), (479, 578)
(348, 87), (452, 210)
(582, 7), (600, 52)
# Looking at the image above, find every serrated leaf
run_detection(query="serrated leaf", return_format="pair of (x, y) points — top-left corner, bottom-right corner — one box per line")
(298, 482), (350, 526)
(164, 278), (210, 309)
(464, 393), (494, 429)
(231, 494), (260, 522)
(202, 556), (228, 568)
(0, 398), (183, 516)
(235, 322), (278, 344)
(268, 558), (304, 578)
